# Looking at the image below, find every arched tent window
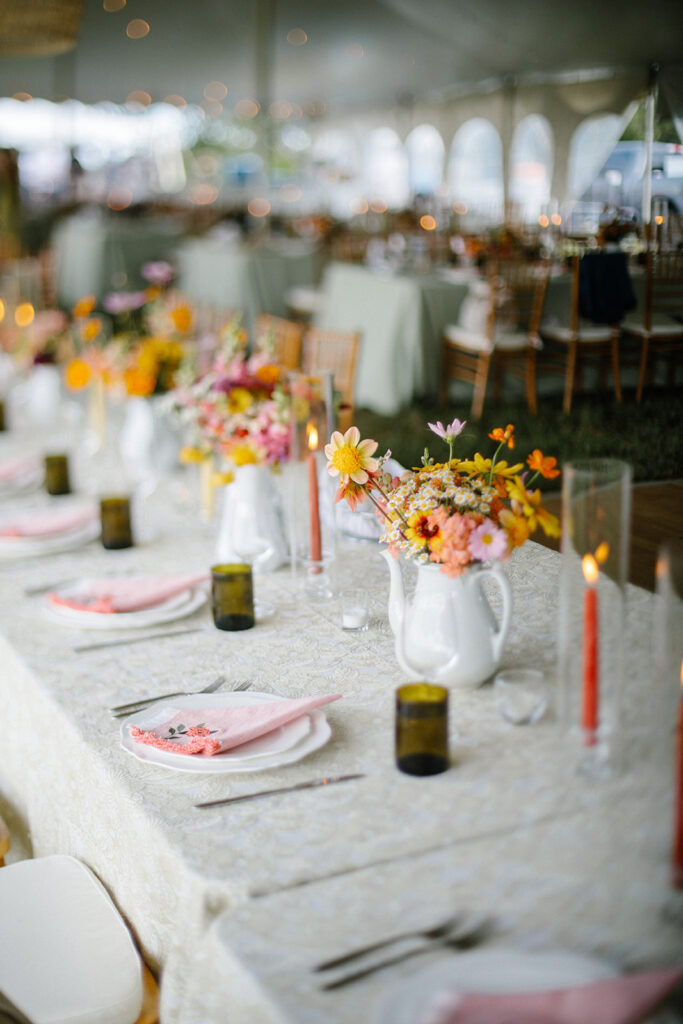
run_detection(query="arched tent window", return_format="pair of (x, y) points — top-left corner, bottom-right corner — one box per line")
(509, 115), (553, 221)
(448, 118), (503, 220)
(363, 127), (409, 208)
(567, 114), (628, 200)
(405, 123), (444, 196)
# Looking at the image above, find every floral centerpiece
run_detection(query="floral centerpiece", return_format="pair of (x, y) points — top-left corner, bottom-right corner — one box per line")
(169, 316), (289, 468)
(64, 262), (193, 398)
(326, 417), (560, 575)
(326, 417), (561, 688)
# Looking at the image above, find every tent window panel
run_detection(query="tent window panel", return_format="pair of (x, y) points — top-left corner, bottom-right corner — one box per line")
(448, 118), (504, 221)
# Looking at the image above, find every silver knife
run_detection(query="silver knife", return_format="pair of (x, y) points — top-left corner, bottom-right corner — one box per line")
(73, 627), (203, 653)
(193, 773), (365, 809)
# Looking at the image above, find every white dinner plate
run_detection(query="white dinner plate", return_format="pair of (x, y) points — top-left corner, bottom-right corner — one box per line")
(120, 691), (331, 774)
(0, 517), (100, 560)
(376, 946), (674, 1024)
(43, 580), (208, 630)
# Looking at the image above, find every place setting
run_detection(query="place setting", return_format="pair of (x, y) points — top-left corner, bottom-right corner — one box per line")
(0, 452), (43, 498)
(0, 499), (100, 560)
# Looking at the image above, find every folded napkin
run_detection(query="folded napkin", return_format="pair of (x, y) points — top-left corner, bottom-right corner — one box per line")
(427, 965), (683, 1024)
(0, 504), (97, 539)
(48, 573), (209, 614)
(0, 455), (39, 484)
(130, 694), (341, 756)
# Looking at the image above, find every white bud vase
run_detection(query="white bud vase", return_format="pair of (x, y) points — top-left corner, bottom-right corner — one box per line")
(215, 463), (288, 573)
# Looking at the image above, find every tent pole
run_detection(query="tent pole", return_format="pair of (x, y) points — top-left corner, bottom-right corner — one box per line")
(642, 62), (659, 249)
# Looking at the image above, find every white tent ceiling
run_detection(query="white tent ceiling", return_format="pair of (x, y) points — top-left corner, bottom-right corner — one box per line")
(0, 0), (681, 112)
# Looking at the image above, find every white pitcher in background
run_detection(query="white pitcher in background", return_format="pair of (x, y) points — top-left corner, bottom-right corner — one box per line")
(215, 463), (288, 573)
(382, 550), (512, 689)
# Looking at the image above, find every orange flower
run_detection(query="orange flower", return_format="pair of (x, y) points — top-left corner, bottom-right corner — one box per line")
(72, 295), (96, 319)
(170, 305), (193, 332)
(255, 364), (280, 386)
(65, 359), (92, 391)
(488, 424), (515, 449)
(124, 367), (156, 397)
(81, 317), (102, 342)
(527, 449), (560, 479)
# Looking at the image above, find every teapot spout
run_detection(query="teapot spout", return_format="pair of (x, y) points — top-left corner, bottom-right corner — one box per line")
(381, 548), (405, 637)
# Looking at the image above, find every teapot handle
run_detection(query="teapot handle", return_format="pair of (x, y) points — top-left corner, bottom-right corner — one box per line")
(474, 563), (512, 664)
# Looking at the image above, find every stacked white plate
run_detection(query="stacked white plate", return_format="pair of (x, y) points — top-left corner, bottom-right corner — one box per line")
(120, 691), (331, 774)
(44, 578), (208, 630)
(0, 507), (100, 560)
(0, 458), (43, 498)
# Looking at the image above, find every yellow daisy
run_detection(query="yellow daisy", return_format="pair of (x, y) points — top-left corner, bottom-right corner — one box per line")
(324, 426), (378, 485)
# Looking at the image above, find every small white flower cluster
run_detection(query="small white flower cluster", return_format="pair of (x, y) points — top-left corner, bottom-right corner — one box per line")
(378, 465), (498, 560)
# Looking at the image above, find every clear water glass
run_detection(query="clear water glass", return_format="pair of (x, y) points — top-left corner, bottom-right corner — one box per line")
(494, 669), (547, 725)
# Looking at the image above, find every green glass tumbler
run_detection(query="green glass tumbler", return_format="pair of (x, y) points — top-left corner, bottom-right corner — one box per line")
(100, 497), (134, 550)
(395, 683), (449, 776)
(211, 563), (255, 631)
(44, 454), (71, 496)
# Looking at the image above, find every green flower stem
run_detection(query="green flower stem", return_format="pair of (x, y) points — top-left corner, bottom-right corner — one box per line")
(488, 440), (505, 485)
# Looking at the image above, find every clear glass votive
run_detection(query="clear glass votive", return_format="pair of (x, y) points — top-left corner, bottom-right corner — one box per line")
(100, 496), (134, 550)
(340, 588), (370, 632)
(44, 454), (71, 496)
(558, 459), (631, 778)
(494, 669), (547, 725)
(304, 556), (334, 601)
(395, 683), (449, 776)
(211, 563), (255, 631)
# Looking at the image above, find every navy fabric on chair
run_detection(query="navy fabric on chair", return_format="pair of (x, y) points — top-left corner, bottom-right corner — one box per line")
(579, 251), (636, 325)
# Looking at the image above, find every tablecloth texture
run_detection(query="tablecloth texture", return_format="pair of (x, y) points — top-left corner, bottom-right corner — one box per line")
(0, 429), (679, 1023)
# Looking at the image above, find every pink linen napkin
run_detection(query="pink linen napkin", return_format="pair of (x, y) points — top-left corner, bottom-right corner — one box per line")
(0, 504), (97, 538)
(0, 455), (40, 484)
(130, 694), (342, 756)
(427, 965), (683, 1024)
(47, 573), (209, 614)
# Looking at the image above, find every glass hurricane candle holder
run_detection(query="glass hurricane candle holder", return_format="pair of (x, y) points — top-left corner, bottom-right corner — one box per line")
(211, 563), (255, 631)
(557, 459), (631, 777)
(44, 454), (71, 496)
(100, 496), (134, 550)
(395, 683), (449, 776)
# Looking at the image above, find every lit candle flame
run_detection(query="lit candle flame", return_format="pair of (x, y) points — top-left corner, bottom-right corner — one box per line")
(307, 422), (318, 451)
(582, 553), (599, 584)
(595, 542), (609, 565)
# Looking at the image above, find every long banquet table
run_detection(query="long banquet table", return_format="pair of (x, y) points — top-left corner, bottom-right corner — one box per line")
(0, 427), (681, 1023)
(176, 235), (323, 327)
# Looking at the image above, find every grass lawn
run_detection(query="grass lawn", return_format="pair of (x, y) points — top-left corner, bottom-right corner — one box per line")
(356, 386), (683, 488)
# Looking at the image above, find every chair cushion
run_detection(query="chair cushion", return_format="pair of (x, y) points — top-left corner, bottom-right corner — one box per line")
(0, 855), (143, 1024)
(621, 315), (683, 338)
(540, 320), (612, 344)
(284, 286), (323, 314)
(443, 323), (493, 353)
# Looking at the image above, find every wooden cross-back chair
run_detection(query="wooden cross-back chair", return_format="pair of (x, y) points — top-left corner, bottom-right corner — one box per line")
(302, 327), (361, 433)
(621, 250), (683, 401)
(440, 259), (549, 419)
(253, 313), (303, 371)
(539, 253), (630, 413)
(0, 814), (159, 1024)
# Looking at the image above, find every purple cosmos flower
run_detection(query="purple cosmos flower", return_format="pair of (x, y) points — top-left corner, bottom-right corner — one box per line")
(141, 261), (175, 286)
(428, 417), (466, 443)
(102, 291), (148, 315)
(468, 519), (508, 562)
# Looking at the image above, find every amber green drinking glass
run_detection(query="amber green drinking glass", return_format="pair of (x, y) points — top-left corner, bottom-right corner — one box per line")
(395, 683), (449, 776)
(100, 497), (134, 550)
(44, 454), (71, 496)
(0, 399), (5, 432)
(211, 563), (255, 631)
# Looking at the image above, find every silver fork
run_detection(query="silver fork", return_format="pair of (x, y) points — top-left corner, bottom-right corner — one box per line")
(110, 676), (249, 716)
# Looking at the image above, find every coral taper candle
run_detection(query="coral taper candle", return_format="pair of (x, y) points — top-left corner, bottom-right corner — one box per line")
(582, 554), (599, 746)
(674, 664), (683, 889)
(307, 423), (322, 563)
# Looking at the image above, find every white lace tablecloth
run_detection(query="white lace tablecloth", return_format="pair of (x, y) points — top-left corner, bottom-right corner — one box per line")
(0, 430), (680, 1022)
